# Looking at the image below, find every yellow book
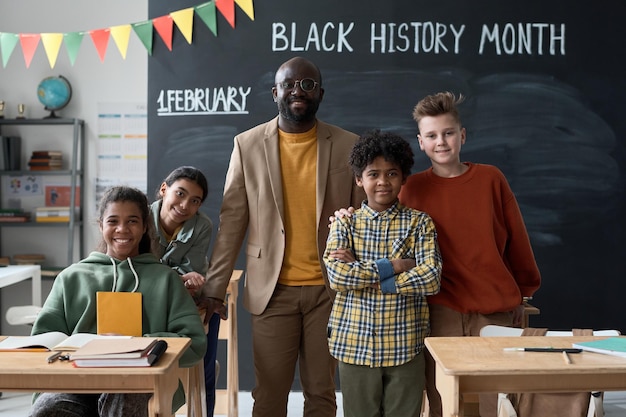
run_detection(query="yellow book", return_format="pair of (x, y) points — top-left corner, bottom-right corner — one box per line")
(36, 217), (70, 222)
(96, 292), (143, 337)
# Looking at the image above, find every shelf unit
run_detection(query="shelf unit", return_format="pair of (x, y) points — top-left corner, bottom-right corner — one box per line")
(0, 118), (85, 268)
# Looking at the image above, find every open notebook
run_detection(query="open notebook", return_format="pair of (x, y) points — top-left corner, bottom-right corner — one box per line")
(0, 332), (131, 352)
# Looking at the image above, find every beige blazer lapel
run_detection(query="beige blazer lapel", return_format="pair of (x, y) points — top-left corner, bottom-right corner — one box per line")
(316, 122), (331, 228)
(263, 121), (285, 224)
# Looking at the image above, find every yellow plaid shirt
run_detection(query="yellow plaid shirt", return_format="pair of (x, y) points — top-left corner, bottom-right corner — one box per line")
(323, 201), (442, 367)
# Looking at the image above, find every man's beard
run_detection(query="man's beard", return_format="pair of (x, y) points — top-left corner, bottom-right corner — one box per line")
(278, 98), (320, 123)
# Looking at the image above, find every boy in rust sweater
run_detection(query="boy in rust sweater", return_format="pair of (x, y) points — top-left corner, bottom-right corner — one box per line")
(399, 92), (541, 417)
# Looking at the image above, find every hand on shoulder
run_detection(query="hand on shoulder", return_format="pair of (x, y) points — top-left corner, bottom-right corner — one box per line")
(328, 206), (355, 228)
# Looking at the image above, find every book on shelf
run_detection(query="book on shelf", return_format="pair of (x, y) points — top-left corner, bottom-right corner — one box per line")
(70, 338), (167, 368)
(29, 165), (64, 171)
(0, 208), (25, 216)
(0, 210), (31, 222)
(0, 332), (132, 352)
(32, 150), (62, 158)
(36, 206), (71, 216)
(1, 136), (21, 170)
(35, 206), (74, 222)
(573, 337), (626, 358)
(28, 161), (63, 167)
(36, 216), (70, 222)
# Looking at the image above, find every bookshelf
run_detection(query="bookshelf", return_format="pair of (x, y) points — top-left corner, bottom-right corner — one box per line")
(0, 118), (84, 270)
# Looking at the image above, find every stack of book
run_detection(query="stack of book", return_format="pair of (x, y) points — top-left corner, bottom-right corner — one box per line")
(35, 206), (71, 222)
(0, 208), (31, 222)
(28, 150), (63, 171)
(69, 338), (168, 367)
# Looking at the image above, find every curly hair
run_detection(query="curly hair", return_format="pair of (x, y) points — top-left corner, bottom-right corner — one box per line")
(349, 129), (414, 179)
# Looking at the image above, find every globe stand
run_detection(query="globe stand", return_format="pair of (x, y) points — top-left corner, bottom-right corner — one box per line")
(43, 107), (60, 119)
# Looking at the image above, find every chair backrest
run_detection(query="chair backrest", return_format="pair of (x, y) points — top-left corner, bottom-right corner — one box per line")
(480, 325), (621, 337)
(5, 305), (42, 326)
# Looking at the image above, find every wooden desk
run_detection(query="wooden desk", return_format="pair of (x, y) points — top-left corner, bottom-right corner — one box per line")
(0, 336), (190, 417)
(426, 336), (626, 417)
(0, 265), (42, 306)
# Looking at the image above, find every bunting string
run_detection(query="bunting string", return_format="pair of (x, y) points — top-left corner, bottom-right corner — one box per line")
(0, 0), (254, 69)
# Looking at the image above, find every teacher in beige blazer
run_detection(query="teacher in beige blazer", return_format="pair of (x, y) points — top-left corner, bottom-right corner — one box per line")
(199, 56), (364, 417)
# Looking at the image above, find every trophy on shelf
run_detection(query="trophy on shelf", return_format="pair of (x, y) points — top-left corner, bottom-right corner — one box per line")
(16, 104), (26, 119)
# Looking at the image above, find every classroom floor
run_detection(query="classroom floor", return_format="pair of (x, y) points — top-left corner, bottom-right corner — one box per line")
(2, 391), (626, 416)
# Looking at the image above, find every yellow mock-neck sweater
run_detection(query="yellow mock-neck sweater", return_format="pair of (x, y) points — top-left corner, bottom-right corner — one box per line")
(277, 126), (323, 286)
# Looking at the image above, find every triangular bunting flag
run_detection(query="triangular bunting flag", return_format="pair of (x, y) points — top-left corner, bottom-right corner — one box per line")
(19, 33), (41, 68)
(0, 32), (19, 68)
(195, 2), (218, 36)
(110, 24), (132, 59)
(170, 7), (195, 44)
(41, 33), (63, 68)
(89, 28), (110, 62)
(64, 32), (84, 66)
(235, 0), (255, 21)
(153, 15), (174, 51)
(215, 0), (235, 28)
(132, 21), (153, 56)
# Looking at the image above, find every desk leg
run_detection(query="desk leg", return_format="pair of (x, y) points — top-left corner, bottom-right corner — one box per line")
(32, 269), (42, 306)
(148, 369), (182, 417)
(435, 362), (461, 417)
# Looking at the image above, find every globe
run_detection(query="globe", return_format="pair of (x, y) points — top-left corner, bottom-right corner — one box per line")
(37, 75), (72, 118)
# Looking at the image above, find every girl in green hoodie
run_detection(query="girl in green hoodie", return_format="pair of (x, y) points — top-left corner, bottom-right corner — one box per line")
(29, 186), (207, 417)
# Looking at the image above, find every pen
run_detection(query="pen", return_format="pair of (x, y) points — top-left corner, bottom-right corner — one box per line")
(47, 351), (63, 363)
(503, 347), (583, 353)
(562, 351), (572, 365)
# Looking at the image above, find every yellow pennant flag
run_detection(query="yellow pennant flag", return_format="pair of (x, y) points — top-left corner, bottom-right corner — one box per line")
(170, 7), (194, 44)
(235, 0), (255, 21)
(110, 24), (132, 59)
(40, 33), (63, 68)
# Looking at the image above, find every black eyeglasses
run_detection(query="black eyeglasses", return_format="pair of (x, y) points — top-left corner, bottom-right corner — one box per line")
(276, 78), (319, 92)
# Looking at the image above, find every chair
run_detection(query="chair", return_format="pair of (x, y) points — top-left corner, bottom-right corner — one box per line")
(214, 271), (241, 417)
(5, 305), (42, 326)
(181, 361), (208, 417)
(480, 325), (621, 417)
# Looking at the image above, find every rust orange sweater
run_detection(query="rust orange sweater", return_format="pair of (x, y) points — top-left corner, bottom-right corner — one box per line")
(398, 163), (540, 314)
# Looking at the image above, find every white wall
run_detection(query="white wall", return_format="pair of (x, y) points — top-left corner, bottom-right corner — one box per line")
(0, 1), (147, 334)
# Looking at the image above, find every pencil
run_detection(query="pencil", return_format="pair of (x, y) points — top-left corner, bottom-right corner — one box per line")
(562, 351), (572, 365)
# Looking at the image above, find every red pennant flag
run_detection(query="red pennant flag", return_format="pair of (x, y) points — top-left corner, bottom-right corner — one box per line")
(89, 28), (110, 62)
(215, 0), (235, 28)
(153, 15), (174, 51)
(19, 33), (41, 68)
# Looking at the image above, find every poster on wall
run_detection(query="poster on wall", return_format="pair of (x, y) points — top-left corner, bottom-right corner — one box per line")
(96, 102), (148, 208)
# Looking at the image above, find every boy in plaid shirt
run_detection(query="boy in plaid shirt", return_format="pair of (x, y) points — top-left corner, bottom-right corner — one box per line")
(324, 129), (442, 417)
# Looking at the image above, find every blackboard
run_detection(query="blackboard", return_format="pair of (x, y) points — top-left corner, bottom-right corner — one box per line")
(148, 0), (626, 389)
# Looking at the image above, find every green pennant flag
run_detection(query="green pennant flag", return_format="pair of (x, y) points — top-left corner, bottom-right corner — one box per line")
(132, 20), (153, 56)
(195, 1), (217, 37)
(64, 32), (84, 66)
(0, 32), (19, 67)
